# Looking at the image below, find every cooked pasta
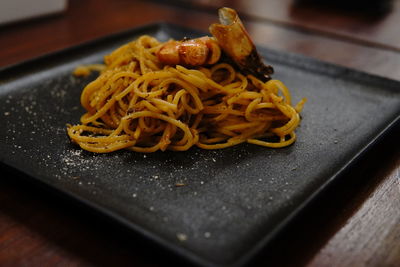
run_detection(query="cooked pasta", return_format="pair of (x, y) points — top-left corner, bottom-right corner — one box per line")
(67, 35), (306, 153)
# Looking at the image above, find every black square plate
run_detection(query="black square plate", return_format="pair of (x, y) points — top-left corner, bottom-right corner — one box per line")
(0, 23), (399, 267)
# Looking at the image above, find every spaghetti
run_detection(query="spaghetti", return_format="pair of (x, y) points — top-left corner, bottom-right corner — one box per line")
(67, 35), (306, 153)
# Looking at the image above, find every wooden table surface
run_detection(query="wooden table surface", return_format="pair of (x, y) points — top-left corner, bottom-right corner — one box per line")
(0, 0), (399, 266)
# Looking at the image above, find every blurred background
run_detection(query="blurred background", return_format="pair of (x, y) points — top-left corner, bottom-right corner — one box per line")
(1, 0), (399, 80)
(0, 0), (67, 25)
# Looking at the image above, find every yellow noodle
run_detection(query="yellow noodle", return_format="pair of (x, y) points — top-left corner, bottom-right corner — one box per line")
(68, 35), (306, 153)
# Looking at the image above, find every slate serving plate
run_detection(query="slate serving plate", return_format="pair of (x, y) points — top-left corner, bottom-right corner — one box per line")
(0, 23), (399, 267)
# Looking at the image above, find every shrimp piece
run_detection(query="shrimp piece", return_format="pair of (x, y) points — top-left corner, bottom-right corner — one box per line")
(209, 7), (274, 81)
(157, 36), (221, 66)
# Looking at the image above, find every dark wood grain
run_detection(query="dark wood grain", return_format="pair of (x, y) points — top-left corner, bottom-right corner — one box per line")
(308, 161), (400, 267)
(1, 0), (400, 80)
(0, 0), (399, 266)
(161, 0), (400, 52)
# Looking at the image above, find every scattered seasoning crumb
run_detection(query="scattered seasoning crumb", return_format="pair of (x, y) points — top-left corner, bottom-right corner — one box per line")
(212, 158), (216, 162)
(71, 176), (79, 180)
(204, 232), (211, 238)
(149, 206), (154, 211)
(258, 178), (262, 182)
(291, 167), (297, 171)
(200, 181), (204, 185)
(132, 193), (137, 198)
(176, 233), (187, 242)
(334, 140), (338, 144)
(4, 112), (10, 116)
(143, 155), (147, 158)
(221, 205), (226, 210)
(152, 175), (159, 179)
(175, 183), (186, 187)
(78, 181), (83, 185)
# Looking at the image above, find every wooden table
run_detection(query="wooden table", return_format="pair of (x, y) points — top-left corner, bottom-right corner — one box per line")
(1, 0), (399, 266)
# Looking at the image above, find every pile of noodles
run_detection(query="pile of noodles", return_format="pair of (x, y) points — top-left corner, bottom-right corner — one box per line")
(68, 35), (306, 153)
